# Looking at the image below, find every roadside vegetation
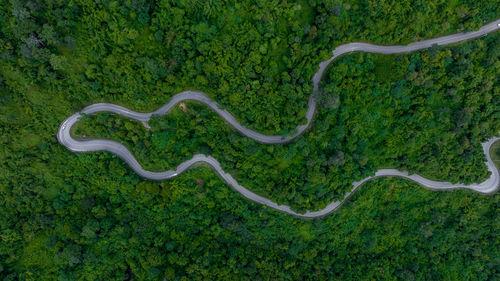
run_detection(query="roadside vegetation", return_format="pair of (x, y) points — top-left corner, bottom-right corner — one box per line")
(73, 32), (500, 213)
(492, 141), (500, 171)
(1, 0), (499, 279)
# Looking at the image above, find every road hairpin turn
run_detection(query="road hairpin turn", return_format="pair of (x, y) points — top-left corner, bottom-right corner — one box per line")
(58, 19), (500, 218)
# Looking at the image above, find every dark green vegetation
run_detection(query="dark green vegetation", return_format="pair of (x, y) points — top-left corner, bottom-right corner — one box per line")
(1, 0), (500, 280)
(74, 33), (500, 213)
(318, 38), (500, 184)
(493, 141), (500, 170)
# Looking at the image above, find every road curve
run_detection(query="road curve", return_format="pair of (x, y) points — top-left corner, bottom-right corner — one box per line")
(58, 19), (500, 218)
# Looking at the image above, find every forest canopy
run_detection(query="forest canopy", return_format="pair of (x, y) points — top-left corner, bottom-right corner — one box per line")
(1, 0), (499, 280)
(73, 32), (500, 213)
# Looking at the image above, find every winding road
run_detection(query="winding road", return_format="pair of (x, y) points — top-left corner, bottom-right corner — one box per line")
(58, 19), (500, 218)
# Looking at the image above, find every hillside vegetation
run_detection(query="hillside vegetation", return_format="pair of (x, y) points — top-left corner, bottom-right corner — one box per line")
(1, 0), (499, 280)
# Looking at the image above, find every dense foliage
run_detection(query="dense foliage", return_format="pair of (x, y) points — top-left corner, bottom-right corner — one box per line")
(1, 0), (499, 280)
(74, 33), (500, 212)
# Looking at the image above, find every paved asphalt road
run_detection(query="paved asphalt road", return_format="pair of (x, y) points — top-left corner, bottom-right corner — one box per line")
(58, 19), (500, 218)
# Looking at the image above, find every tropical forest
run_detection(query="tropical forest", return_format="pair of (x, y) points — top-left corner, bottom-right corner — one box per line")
(0, 0), (499, 280)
